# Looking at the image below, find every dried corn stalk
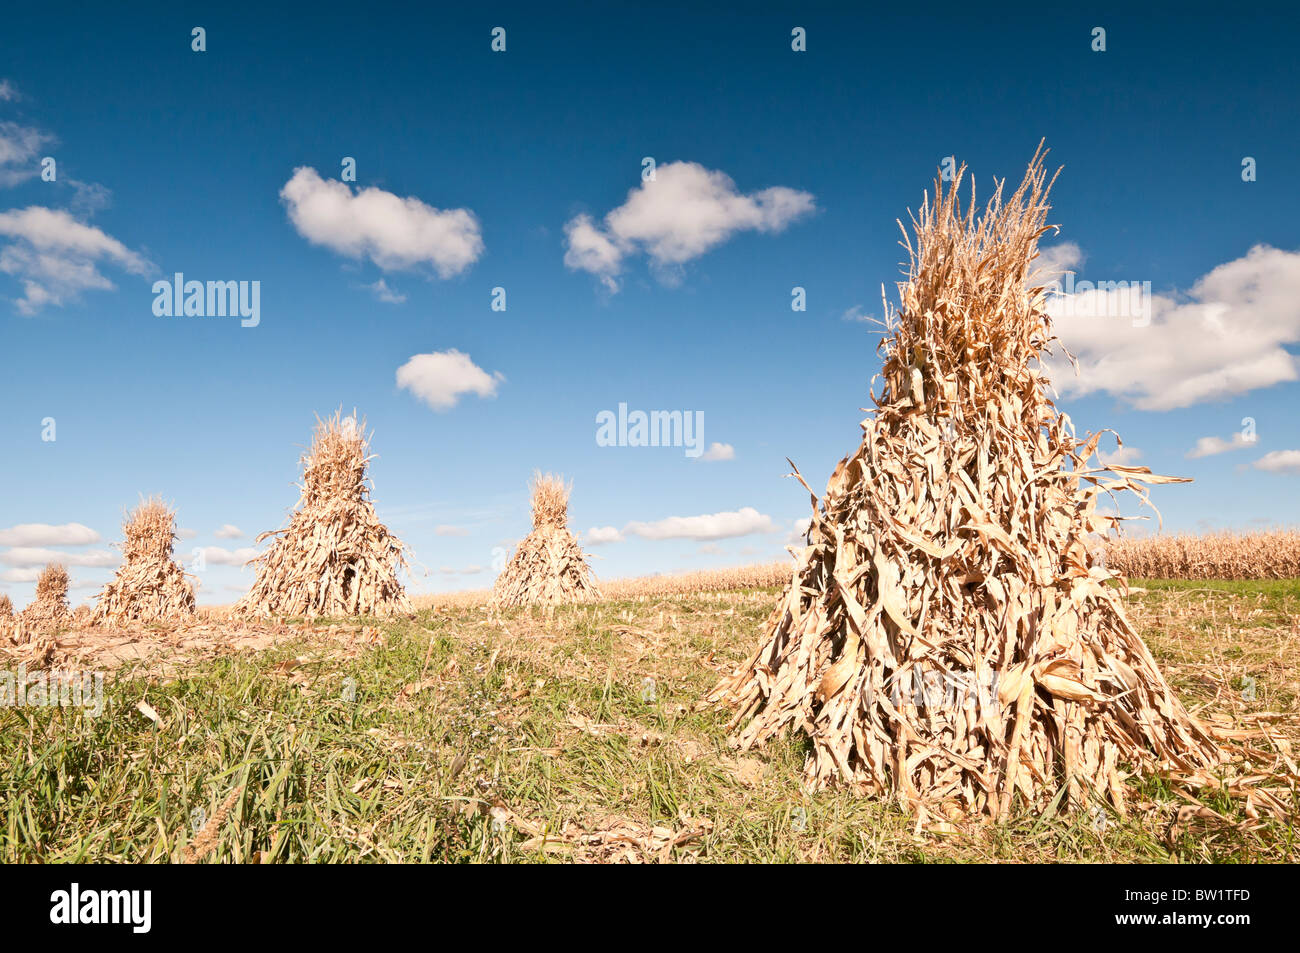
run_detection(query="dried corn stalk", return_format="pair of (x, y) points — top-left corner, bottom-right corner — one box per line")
(0, 593), (13, 641)
(18, 563), (72, 635)
(710, 147), (1222, 818)
(235, 411), (413, 618)
(92, 497), (196, 625)
(491, 472), (600, 608)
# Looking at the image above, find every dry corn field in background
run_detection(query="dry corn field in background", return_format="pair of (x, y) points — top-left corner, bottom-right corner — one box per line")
(421, 562), (791, 612)
(1104, 530), (1300, 580)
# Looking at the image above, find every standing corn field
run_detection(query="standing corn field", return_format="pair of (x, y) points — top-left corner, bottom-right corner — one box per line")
(235, 411), (413, 618)
(491, 472), (600, 608)
(1104, 530), (1300, 580)
(710, 148), (1225, 819)
(92, 497), (196, 625)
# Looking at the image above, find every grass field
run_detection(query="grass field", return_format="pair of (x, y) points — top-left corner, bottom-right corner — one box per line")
(2, 578), (1297, 863)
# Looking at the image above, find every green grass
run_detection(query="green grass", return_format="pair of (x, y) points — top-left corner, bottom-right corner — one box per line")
(2, 582), (1296, 863)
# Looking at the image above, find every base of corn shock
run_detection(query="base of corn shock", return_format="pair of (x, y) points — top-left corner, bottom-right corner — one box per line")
(491, 472), (600, 609)
(710, 147), (1229, 818)
(235, 411), (413, 619)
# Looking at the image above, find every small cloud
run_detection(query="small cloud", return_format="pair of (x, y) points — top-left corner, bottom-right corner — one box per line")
(0, 80), (19, 102)
(840, 305), (871, 323)
(697, 442), (735, 462)
(0, 522), (101, 546)
(0, 120), (54, 187)
(176, 527), (198, 540)
(366, 277), (407, 304)
(1187, 433), (1254, 458)
(0, 547), (117, 568)
(1252, 450), (1300, 475)
(435, 525), (469, 537)
(396, 349), (504, 412)
(623, 507), (775, 542)
(1098, 445), (1143, 467)
(564, 161), (815, 292)
(196, 546), (260, 566)
(586, 526), (624, 546)
(1030, 241), (1085, 290)
(214, 524), (244, 540)
(0, 205), (153, 314)
(67, 180), (112, 218)
(280, 167), (483, 278)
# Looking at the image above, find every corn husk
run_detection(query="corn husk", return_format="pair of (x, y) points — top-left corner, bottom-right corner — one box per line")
(92, 497), (197, 625)
(491, 472), (600, 608)
(709, 147), (1223, 818)
(235, 411), (412, 618)
(17, 563), (72, 635)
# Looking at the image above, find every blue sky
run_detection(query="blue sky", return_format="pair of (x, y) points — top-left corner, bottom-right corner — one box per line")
(2, 2), (1298, 606)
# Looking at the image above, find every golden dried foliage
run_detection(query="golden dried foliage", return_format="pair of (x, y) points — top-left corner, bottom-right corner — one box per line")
(235, 411), (413, 618)
(490, 472), (600, 608)
(709, 147), (1228, 818)
(18, 563), (72, 635)
(530, 472), (571, 529)
(92, 497), (196, 625)
(1104, 530), (1300, 580)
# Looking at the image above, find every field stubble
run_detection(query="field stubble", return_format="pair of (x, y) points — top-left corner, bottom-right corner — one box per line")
(1, 570), (1296, 863)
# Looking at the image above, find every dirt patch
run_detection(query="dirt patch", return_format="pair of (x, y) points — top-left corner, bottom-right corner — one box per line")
(2, 615), (384, 679)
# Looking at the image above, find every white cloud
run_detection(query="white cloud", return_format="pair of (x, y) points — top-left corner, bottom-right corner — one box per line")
(585, 526), (624, 546)
(697, 442), (735, 462)
(396, 349), (504, 411)
(840, 305), (870, 323)
(366, 277), (407, 304)
(624, 507), (775, 541)
(0, 206), (153, 314)
(1, 568), (43, 583)
(563, 215), (623, 292)
(1045, 245), (1300, 410)
(588, 507), (776, 544)
(177, 527), (198, 540)
(214, 524), (244, 539)
(0, 80), (18, 102)
(435, 525), (469, 537)
(1252, 450), (1300, 475)
(786, 517), (811, 545)
(564, 161), (815, 291)
(1187, 433), (1254, 458)
(0, 120), (53, 187)
(0, 522), (101, 546)
(197, 546), (260, 566)
(280, 167), (483, 278)
(1097, 445), (1142, 467)
(0, 547), (117, 568)
(1030, 241), (1084, 290)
